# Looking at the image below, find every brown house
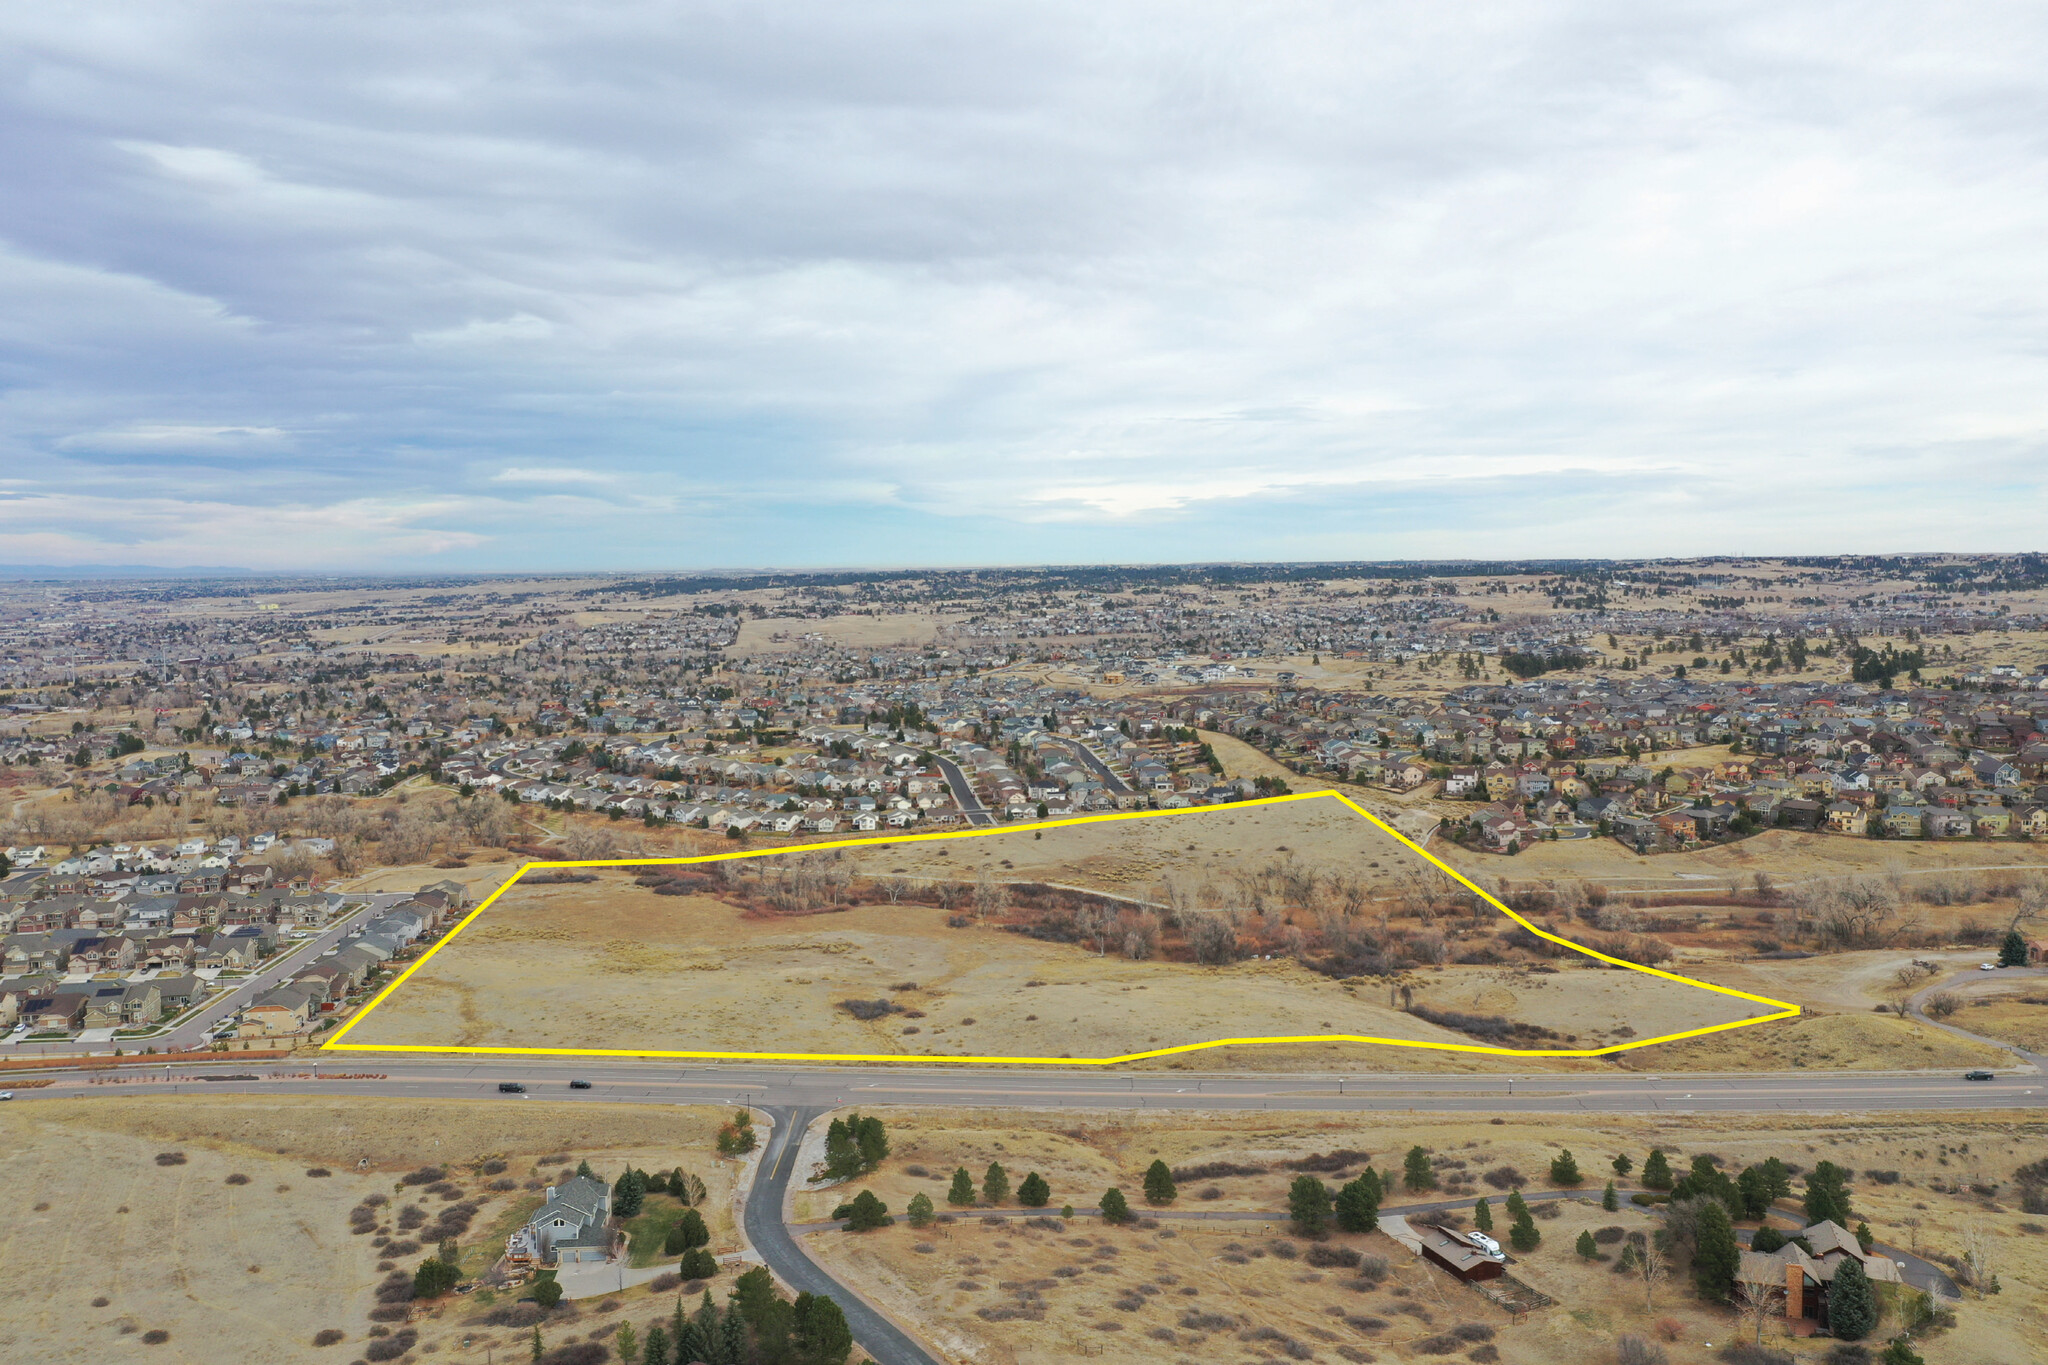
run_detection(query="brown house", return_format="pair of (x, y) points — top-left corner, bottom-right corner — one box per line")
(1415, 1225), (1505, 1282)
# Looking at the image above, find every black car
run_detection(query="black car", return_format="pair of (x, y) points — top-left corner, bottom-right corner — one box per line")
(498, 1081), (527, 1093)
(569, 1079), (593, 1090)
(1964, 1070), (1995, 1081)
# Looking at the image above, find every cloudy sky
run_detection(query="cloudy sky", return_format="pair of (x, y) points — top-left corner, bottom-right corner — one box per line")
(2, 3), (2044, 571)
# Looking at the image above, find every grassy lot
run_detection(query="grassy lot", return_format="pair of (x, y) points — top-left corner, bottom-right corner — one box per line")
(624, 1192), (692, 1267)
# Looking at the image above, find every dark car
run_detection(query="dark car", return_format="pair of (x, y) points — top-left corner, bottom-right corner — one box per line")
(1964, 1070), (1995, 1081)
(498, 1082), (527, 1093)
(569, 1079), (593, 1090)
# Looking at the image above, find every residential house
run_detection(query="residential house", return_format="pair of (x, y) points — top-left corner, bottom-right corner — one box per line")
(506, 1175), (613, 1266)
(1737, 1219), (1902, 1334)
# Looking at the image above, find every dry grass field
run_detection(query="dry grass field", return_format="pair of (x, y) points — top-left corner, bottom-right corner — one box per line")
(0, 1096), (743, 1365)
(341, 797), (1785, 1067)
(803, 1106), (2048, 1365)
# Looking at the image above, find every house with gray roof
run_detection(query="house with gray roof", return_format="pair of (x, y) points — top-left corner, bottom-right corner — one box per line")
(506, 1174), (613, 1266)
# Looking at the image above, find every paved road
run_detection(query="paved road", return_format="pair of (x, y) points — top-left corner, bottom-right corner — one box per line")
(9, 1057), (2023, 1363)
(1055, 736), (1133, 797)
(930, 755), (996, 828)
(1907, 964), (2048, 1073)
(9, 1053), (2043, 1113)
(748, 1106), (943, 1365)
(0, 895), (388, 1057)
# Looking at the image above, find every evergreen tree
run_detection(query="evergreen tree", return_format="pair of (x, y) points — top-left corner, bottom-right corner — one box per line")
(670, 1316), (704, 1364)
(1759, 1156), (1793, 1204)
(641, 1325), (668, 1365)
(1504, 1190), (1530, 1223)
(753, 1299), (793, 1365)
(843, 1190), (892, 1230)
(1828, 1254), (1877, 1340)
(694, 1289), (720, 1355)
(1603, 1181), (1620, 1212)
(1576, 1229), (1598, 1259)
(947, 1167), (976, 1206)
(1099, 1187), (1133, 1224)
(1880, 1337), (1925, 1365)
(412, 1257), (460, 1298)
(1641, 1148), (1673, 1191)
(794, 1292), (854, 1365)
(1805, 1161), (1853, 1226)
(1143, 1160), (1177, 1205)
(1472, 1197), (1493, 1233)
(1611, 1152), (1634, 1177)
(677, 1208), (709, 1249)
(854, 1115), (890, 1171)
(982, 1161), (1010, 1206)
(576, 1159), (597, 1180)
(1017, 1172), (1052, 1207)
(1333, 1171), (1381, 1234)
(1550, 1149), (1582, 1187)
(1999, 928), (2029, 968)
(1751, 1226), (1787, 1253)
(1403, 1145), (1436, 1192)
(532, 1278), (563, 1310)
(905, 1192), (935, 1228)
(1855, 1221), (1875, 1253)
(1288, 1175), (1330, 1238)
(1737, 1165), (1771, 1220)
(1693, 1199), (1740, 1302)
(731, 1266), (778, 1327)
(616, 1322), (640, 1365)
(679, 1247), (719, 1280)
(614, 1167), (649, 1219)
(716, 1306), (747, 1365)
(1508, 1211), (1540, 1253)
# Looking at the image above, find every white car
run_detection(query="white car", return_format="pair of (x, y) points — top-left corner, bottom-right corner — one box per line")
(1468, 1231), (1503, 1257)
(1981, 963), (1999, 971)
(0, 1091), (13, 1101)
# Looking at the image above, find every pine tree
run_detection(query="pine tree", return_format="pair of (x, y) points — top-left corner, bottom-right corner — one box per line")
(1759, 1156), (1793, 1204)
(1612, 1152), (1634, 1177)
(576, 1159), (596, 1179)
(616, 1322), (640, 1365)
(1828, 1254), (1877, 1340)
(732, 1266), (777, 1327)
(1017, 1172), (1051, 1207)
(1288, 1175), (1330, 1238)
(716, 1306), (747, 1365)
(1880, 1337), (1925, 1365)
(947, 1167), (976, 1206)
(796, 1293), (854, 1365)
(1143, 1160), (1177, 1205)
(854, 1115), (890, 1171)
(844, 1190), (892, 1230)
(1737, 1165), (1771, 1219)
(614, 1167), (648, 1218)
(906, 1192), (935, 1228)
(1333, 1171), (1381, 1234)
(1472, 1197), (1493, 1233)
(1550, 1149), (1582, 1187)
(1504, 1190), (1530, 1223)
(1099, 1187), (1133, 1224)
(1403, 1145), (1436, 1192)
(1642, 1148), (1673, 1191)
(1805, 1161), (1852, 1226)
(1693, 1199), (1740, 1302)
(670, 1316), (703, 1364)
(1855, 1221), (1875, 1253)
(1999, 928), (2029, 967)
(1603, 1181), (1619, 1212)
(982, 1162), (1010, 1206)
(1576, 1229), (1598, 1259)
(1508, 1211), (1539, 1253)
(640, 1325), (667, 1365)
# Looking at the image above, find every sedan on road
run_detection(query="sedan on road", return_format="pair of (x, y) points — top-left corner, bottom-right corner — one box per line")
(1965, 1070), (1996, 1081)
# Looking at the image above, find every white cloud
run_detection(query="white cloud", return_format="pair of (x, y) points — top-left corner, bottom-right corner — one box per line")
(0, 3), (2041, 566)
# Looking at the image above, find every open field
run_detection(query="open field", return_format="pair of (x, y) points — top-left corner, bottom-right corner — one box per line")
(803, 1106), (2048, 1365)
(731, 613), (962, 653)
(0, 1096), (742, 1365)
(337, 798), (1791, 1067)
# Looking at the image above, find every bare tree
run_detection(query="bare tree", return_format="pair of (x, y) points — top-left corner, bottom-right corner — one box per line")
(1924, 992), (1961, 1020)
(971, 867), (1008, 922)
(1628, 1231), (1669, 1311)
(1735, 1261), (1787, 1345)
(1961, 1223), (1996, 1293)
(563, 826), (617, 861)
(1186, 911), (1239, 965)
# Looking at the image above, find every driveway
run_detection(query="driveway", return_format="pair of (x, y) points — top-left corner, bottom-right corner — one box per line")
(1907, 964), (2048, 1073)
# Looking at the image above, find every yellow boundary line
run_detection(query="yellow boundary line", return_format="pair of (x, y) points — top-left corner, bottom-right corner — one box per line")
(321, 791), (1799, 1064)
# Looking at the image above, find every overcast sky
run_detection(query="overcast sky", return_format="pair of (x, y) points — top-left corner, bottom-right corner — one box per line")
(2, 3), (2044, 572)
